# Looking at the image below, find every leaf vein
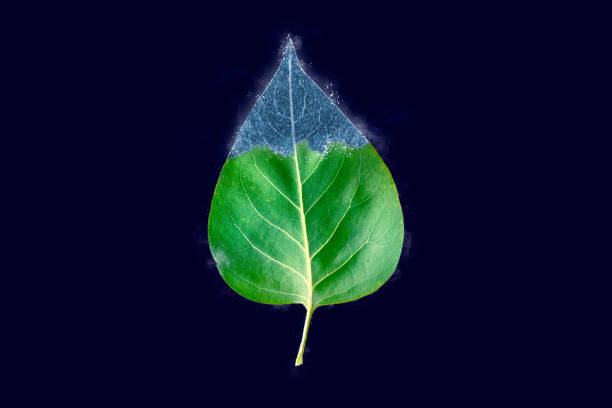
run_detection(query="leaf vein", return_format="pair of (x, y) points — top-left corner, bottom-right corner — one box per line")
(304, 152), (345, 215)
(223, 268), (307, 301)
(301, 154), (324, 185)
(316, 275), (374, 305)
(239, 174), (305, 250)
(312, 207), (382, 288)
(310, 155), (362, 260)
(313, 240), (370, 288)
(251, 152), (300, 210)
(227, 208), (308, 284)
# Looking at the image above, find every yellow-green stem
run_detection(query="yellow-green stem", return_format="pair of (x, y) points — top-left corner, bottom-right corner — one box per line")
(295, 304), (313, 366)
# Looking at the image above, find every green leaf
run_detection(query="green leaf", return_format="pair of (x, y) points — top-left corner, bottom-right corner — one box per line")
(208, 38), (403, 366)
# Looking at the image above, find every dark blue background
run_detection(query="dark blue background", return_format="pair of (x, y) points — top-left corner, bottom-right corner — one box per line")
(10, 2), (596, 405)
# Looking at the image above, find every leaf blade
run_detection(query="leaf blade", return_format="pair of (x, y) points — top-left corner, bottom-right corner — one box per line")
(208, 39), (403, 365)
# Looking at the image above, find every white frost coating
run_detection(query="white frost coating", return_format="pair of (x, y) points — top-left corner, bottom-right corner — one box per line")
(229, 37), (368, 157)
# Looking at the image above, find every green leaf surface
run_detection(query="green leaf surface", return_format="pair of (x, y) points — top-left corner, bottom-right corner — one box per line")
(208, 39), (403, 366)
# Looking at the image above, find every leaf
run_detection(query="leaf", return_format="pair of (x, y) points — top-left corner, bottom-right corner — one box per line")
(208, 38), (404, 366)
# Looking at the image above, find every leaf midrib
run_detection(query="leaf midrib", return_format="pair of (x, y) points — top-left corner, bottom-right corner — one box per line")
(288, 51), (313, 307)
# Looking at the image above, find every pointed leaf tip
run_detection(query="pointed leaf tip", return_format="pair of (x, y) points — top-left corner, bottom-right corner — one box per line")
(229, 39), (368, 157)
(286, 36), (295, 49)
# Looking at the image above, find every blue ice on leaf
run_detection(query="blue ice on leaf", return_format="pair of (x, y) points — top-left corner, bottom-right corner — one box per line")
(229, 38), (368, 157)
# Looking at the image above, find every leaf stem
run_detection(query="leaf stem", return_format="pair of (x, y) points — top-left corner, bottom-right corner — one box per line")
(295, 304), (313, 366)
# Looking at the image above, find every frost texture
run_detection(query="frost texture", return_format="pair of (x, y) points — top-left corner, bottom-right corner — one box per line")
(229, 40), (368, 157)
